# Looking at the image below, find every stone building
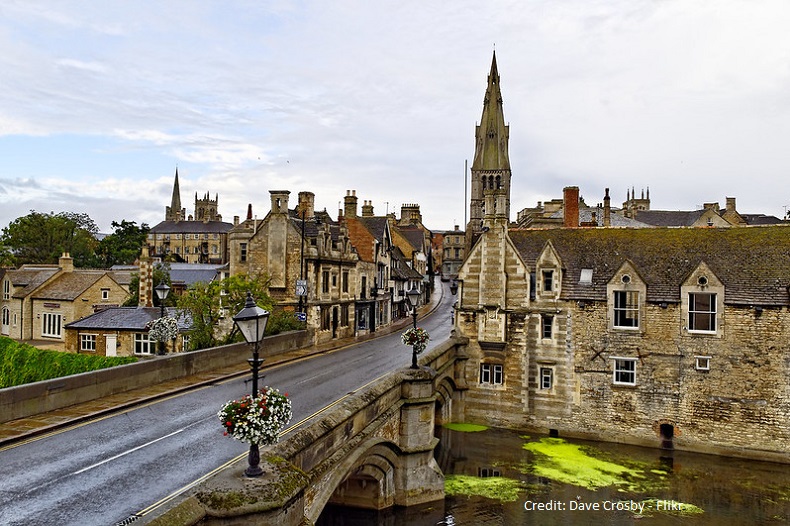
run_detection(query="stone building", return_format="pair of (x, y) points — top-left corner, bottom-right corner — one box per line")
(454, 51), (790, 462)
(440, 226), (465, 277)
(148, 169), (234, 264)
(229, 190), (360, 344)
(0, 253), (130, 349)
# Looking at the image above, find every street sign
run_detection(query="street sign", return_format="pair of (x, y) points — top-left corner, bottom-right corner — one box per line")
(295, 279), (307, 296)
(295, 312), (307, 322)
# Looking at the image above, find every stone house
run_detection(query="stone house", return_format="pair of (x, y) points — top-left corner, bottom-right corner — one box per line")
(229, 190), (360, 344)
(0, 254), (130, 349)
(64, 306), (191, 356)
(440, 226), (465, 278)
(342, 190), (394, 333)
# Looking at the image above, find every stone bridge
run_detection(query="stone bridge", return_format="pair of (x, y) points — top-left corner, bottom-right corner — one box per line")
(164, 336), (468, 526)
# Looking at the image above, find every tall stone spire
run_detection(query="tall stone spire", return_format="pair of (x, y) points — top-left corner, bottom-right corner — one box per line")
(165, 168), (185, 221)
(468, 51), (512, 246)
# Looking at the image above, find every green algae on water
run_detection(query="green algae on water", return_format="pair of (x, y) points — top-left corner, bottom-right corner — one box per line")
(445, 474), (522, 502)
(522, 438), (661, 491)
(443, 422), (489, 432)
(642, 498), (704, 516)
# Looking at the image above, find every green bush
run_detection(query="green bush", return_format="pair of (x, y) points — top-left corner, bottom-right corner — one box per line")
(0, 337), (137, 388)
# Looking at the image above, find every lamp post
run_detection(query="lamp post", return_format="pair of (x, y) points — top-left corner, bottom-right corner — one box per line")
(232, 292), (270, 477)
(154, 280), (170, 355)
(405, 285), (422, 369)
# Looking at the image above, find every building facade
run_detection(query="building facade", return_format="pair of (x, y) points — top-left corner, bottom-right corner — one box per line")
(454, 52), (790, 462)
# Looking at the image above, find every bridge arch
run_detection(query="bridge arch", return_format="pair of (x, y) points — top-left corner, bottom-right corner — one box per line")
(307, 438), (401, 523)
(434, 375), (459, 426)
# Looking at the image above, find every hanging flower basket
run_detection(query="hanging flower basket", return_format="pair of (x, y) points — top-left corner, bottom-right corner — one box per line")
(146, 316), (179, 342)
(218, 387), (293, 446)
(402, 327), (430, 354)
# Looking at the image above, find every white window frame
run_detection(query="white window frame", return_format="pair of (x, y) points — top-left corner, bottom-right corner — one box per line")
(134, 333), (155, 355)
(612, 357), (636, 386)
(541, 314), (553, 339)
(42, 312), (62, 338)
(101, 288), (110, 301)
(613, 290), (640, 329)
(2, 279), (9, 300)
(80, 334), (97, 352)
(695, 356), (711, 371)
(480, 363), (503, 385)
(539, 367), (553, 389)
(688, 292), (716, 333)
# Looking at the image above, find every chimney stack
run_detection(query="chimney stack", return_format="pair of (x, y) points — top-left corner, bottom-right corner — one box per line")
(603, 188), (611, 227)
(297, 191), (315, 220)
(59, 252), (74, 273)
(361, 200), (374, 217)
(344, 190), (358, 219)
(138, 245), (153, 307)
(563, 186), (580, 228)
(726, 197), (736, 212)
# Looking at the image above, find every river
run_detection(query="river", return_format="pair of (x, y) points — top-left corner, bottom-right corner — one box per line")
(317, 424), (790, 525)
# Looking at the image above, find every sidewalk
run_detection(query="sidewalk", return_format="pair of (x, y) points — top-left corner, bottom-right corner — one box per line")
(0, 285), (443, 448)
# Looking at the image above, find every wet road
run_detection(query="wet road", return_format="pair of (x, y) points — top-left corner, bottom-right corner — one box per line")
(0, 283), (454, 526)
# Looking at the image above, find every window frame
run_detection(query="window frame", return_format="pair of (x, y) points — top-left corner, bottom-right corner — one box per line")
(695, 356), (711, 371)
(41, 312), (62, 338)
(613, 290), (640, 329)
(688, 292), (717, 333)
(134, 333), (155, 355)
(80, 333), (97, 352)
(479, 363), (504, 385)
(2, 279), (9, 300)
(539, 367), (553, 390)
(612, 357), (637, 386)
(541, 314), (553, 339)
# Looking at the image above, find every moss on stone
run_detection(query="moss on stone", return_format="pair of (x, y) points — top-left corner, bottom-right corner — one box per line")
(443, 422), (489, 432)
(445, 474), (522, 501)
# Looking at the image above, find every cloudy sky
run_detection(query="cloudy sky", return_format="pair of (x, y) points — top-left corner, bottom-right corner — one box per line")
(1, 1), (790, 234)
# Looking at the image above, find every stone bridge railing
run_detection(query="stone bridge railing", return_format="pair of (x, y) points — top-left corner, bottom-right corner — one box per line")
(154, 335), (468, 526)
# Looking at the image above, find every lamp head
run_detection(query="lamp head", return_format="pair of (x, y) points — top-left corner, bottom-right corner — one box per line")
(405, 286), (421, 309)
(155, 280), (171, 301)
(233, 292), (270, 344)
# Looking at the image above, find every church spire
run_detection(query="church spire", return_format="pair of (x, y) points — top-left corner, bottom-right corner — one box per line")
(165, 168), (184, 221)
(467, 51), (512, 247)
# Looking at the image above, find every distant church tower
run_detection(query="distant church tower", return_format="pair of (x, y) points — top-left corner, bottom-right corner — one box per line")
(195, 192), (221, 222)
(467, 51), (512, 246)
(165, 168), (186, 221)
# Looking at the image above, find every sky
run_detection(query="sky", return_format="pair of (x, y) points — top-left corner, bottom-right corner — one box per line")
(1, 1), (790, 234)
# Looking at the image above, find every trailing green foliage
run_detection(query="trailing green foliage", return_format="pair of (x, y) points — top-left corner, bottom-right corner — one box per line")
(0, 337), (137, 388)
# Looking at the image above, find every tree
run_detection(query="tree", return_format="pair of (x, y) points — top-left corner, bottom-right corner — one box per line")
(177, 274), (274, 351)
(94, 220), (150, 268)
(1, 211), (99, 267)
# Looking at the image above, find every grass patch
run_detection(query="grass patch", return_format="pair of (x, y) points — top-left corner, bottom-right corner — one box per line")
(443, 422), (489, 432)
(445, 475), (523, 501)
(0, 337), (137, 388)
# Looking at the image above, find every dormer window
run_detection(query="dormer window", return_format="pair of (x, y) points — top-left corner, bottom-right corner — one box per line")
(688, 292), (716, 332)
(613, 291), (639, 328)
(542, 270), (553, 292)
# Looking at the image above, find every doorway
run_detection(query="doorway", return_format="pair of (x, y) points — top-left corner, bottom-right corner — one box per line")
(660, 423), (674, 449)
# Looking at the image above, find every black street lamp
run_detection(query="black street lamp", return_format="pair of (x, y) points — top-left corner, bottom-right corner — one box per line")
(232, 292), (270, 477)
(405, 285), (422, 369)
(154, 280), (170, 355)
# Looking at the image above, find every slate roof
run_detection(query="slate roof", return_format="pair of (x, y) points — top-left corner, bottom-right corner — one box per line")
(288, 210), (343, 241)
(548, 208), (650, 228)
(111, 263), (223, 286)
(741, 214), (785, 226)
(65, 307), (191, 331)
(390, 246), (422, 280)
(150, 220), (233, 234)
(508, 226), (790, 306)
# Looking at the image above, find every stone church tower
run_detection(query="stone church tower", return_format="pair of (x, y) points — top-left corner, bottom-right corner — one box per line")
(467, 51), (512, 248)
(165, 168), (186, 221)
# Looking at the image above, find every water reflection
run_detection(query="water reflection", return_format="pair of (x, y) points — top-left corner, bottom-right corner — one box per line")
(318, 426), (790, 525)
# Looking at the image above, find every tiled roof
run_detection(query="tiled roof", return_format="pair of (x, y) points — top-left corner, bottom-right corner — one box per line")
(344, 217), (376, 262)
(65, 307), (191, 331)
(9, 267), (60, 298)
(33, 271), (108, 300)
(150, 220), (233, 234)
(509, 226), (790, 306)
(742, 214), (785, 226)
(634, 210), (706, 227)
(548, 208), (650, 227)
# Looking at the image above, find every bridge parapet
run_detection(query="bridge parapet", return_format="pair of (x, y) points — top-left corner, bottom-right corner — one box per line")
(182, 337), (465, 526)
